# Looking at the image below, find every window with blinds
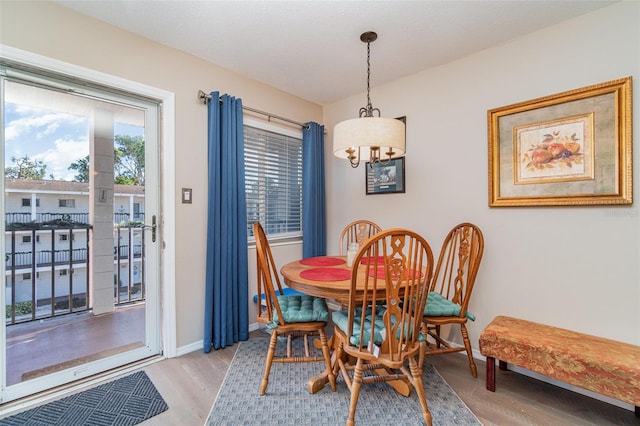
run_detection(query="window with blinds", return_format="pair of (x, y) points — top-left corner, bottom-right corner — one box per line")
(244, 125), (303, 240)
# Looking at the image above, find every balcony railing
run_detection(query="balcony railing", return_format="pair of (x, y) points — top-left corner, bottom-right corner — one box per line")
(113, 226), (145, 305)
(114, 212), (145, 223)
(114, 244), (143, 259)
(5, 220), (146, 325)
(5, 212), (90, 225)
(5, 212), (145, 226)
(6, 248), (89, 269)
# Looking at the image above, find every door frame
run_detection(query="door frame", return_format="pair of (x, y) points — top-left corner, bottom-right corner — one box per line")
(0, 44), (177, 395)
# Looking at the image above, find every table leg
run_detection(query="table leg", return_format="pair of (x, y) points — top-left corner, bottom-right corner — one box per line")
(308, 334), (410, 396)
(313, 334), (334, 350)
(374, 368), (411, 396)
(307, 373), (331, 394)
(307, 335), (337, 394)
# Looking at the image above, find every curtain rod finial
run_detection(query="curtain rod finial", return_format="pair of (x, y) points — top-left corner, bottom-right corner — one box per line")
(198, 90), (210, 104)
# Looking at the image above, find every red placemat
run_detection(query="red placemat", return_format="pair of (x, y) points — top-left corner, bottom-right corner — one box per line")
(300, 268), (351, 281)
(368, 267), (422, 279)
(360, 256), (386, 265)
(300, 257), (345, 266)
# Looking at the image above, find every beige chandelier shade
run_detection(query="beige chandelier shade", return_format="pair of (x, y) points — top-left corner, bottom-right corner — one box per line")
(333, 31), (406, 168)
(333, 116), (405, 165)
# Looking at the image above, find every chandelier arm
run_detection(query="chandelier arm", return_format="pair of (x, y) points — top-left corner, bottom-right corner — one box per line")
(378, 152), (394, 166)
(369, 146), (379, 165)
(346, 146), (362, 167)
(349, 146), (361, 168)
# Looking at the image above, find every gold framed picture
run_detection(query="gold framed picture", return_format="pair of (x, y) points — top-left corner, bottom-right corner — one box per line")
(488, 77), (632, 207)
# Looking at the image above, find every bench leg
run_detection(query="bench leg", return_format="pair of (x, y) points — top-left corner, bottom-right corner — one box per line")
(636, 406), (639, 417)
(499, 360), (507, 371)
(486, 356), (496, 391)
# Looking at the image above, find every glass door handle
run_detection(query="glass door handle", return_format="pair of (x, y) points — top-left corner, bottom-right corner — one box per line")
(143, 215), (157, 243)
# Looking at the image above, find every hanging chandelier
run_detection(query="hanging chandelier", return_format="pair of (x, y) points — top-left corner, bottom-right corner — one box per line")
(333, 31), (405, 168)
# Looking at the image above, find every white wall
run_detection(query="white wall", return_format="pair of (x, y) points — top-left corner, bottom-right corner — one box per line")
(2, 1), (638, 354)
(0, 1), (320, 348)
(324, 1), (640, 349)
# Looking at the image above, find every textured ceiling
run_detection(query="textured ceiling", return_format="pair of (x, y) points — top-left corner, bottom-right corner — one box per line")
(54, 0), (617, 105)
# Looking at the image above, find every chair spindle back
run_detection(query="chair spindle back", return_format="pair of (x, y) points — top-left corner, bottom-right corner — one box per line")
(429, 223), (484, 318)
(254, 221), (286, 325)
(338, 219), (383, 255)
(347, 228), (434, 361)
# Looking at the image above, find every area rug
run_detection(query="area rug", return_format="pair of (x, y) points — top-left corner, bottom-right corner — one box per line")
(206, 338), (481, 425)
(0, 371), (168, 426)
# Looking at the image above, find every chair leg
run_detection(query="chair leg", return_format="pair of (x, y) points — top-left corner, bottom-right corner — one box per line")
(260, 331), (278, 395)
(331, 346), (339, 376)
(460, 323), (478, 378)
(409, 357), (433, 426)
(333, 340), (352, 390)
(332, 339), (343, 377)
(346, 358), (364, 426)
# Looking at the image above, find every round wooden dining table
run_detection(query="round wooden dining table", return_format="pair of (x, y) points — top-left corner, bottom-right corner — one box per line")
(279, 255), (412, 396)
(280, 255), (353, 303)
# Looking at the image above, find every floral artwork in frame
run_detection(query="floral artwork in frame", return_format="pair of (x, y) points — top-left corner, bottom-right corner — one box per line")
(488, 77), (632, 207)
(515, 114), (594, 185)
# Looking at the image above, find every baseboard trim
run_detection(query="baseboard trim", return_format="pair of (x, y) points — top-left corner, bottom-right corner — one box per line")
(176, 322), (262, 357)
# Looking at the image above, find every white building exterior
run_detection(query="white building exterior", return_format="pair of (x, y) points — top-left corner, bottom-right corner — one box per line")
(4, 178), (145, 314)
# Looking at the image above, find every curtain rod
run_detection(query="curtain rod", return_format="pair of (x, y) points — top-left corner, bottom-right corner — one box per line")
(198, 90), (310, 130)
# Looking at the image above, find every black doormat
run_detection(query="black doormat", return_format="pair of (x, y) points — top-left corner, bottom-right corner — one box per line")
(0, 371), (168, 426)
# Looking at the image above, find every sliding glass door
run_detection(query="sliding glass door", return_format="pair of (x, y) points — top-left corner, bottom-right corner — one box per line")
(1, 68), (161, 403)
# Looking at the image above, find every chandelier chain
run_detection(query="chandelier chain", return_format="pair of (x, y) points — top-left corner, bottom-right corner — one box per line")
(360, 37), (381, 119)
(366, 40), (371, 112)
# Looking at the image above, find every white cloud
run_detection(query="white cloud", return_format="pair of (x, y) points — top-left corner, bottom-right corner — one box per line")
(4, 111), (85, 142)
(5, 105), (90, 179)
(34, 139), (89, 181)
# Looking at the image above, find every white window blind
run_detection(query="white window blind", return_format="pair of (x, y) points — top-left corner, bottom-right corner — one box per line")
(244, 125), (302, 239)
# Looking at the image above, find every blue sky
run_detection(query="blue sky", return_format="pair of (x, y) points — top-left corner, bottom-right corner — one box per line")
(4, 102), (143, 181)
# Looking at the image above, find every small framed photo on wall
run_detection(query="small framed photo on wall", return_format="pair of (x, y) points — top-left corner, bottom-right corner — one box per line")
(366, 157), (405, 195)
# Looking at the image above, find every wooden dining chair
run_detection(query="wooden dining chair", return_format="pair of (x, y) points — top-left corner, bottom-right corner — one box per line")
(338, 219), (383, 255)
(332, 228), (435, 426)
(422, 222), (484, 377)
(253, 222), (336, 395)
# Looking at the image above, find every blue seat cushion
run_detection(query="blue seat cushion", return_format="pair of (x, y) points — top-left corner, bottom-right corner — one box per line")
(333, 306), (425, 346)
(332, 306), (386, 346)
(253, 287), (305, 304)
(423, 291), (475, 321)
(268, 295), (329, 329)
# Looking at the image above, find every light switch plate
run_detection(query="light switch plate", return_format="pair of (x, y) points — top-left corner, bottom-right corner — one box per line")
(182, 188), (192, 204)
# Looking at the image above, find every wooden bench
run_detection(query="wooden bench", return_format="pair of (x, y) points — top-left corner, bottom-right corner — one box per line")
(479, 316), (640, 417)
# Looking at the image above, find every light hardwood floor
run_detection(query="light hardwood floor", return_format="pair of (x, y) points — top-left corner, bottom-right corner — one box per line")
(137, 331), (638, 426)
(3, 325), (636, 425)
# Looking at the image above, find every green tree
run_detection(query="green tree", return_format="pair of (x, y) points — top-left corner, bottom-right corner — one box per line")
(67, 135), (145, 185)
(69, 155), (90, 182)
(115, 135), (144, 185)
(5, 155), (47, 180)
